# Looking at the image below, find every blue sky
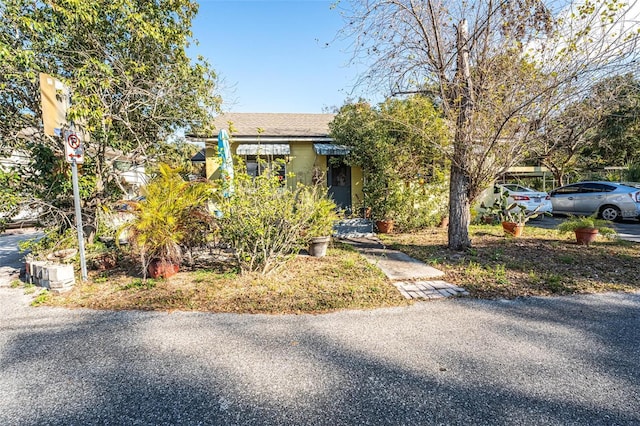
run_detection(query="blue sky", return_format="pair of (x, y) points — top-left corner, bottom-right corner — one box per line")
(190, 0), (370, 113)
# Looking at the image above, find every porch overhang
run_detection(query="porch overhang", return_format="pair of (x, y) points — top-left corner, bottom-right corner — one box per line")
(313, 143), (350, 156)
(236, 144), (291, 155)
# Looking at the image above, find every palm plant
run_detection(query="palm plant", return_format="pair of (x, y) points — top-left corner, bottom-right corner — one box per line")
(119, 163), (215, 277)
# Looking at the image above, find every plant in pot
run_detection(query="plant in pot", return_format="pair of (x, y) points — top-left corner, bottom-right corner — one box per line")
(480, 189), (542, 237)
(557, 215), (616, 246)
(118, 164), (215, 278)
(368, 181), (402, 234)
(303, 187), (339, 257)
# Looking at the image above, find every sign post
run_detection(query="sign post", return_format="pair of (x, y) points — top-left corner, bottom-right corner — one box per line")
(64, 130), (88, 281)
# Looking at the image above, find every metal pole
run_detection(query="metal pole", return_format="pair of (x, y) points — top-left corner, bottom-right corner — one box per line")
(71, 158), (88, 281)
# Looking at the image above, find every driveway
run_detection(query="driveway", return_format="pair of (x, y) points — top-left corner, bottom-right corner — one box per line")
(1, 288), (639, 425)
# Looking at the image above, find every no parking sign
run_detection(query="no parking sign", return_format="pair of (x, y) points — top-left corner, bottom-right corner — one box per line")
(64, 130), (84, 163)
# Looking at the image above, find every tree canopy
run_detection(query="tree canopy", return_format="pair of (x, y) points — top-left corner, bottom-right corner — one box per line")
(0, 0), (220, 227)
(336, 0), (640, 249)
(330, 96), (450, 229)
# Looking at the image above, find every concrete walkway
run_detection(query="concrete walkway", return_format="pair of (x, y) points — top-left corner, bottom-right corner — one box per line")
(337, 232), (469, 300)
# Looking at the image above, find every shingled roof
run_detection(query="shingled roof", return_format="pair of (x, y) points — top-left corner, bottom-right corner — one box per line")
(212, 113), (335, 137)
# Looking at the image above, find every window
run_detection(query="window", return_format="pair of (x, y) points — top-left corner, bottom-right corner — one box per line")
(579, 183), (616, 193)
(245, 156), (287, 183)
(552, 185), (581, 195)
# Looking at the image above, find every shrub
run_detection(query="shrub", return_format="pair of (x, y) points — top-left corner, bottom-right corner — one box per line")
(393, 180), (449, 231)
(216, 164), (336, 274)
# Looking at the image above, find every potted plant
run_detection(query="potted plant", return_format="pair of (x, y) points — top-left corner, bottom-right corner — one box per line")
(480, 189), (543, 237)
(557, 215), (616, 246)
(118, 164), (215, 278)
(304, 189), (339, 257)
(368, 183), (401, 234)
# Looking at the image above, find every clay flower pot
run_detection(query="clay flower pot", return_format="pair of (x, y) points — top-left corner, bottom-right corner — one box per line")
(147, 259), (179, 279)
(501, 221), (524, 237)
(375, 219), (395, 234)
(574, 227), (599, 246)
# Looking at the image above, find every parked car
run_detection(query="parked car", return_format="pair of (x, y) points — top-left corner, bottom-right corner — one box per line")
(489, 184), (553, 215)
(548, 181), (640, 221)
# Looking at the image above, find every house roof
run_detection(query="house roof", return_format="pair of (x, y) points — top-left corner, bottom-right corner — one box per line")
(212, 113), (335, 137)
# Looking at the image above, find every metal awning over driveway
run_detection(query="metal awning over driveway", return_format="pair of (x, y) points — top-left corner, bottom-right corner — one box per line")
(236, 144), (290, 156)
(313, 143), (350, 156)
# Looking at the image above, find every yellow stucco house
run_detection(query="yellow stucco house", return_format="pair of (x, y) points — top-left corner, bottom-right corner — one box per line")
(190, 113), (364, 213)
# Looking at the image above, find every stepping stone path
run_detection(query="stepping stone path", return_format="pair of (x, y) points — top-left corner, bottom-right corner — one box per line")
(335, 220), (469, 300)
(393, 280), (469, 300)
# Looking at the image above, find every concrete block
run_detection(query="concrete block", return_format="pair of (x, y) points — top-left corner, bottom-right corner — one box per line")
(47, 264), (75, 283)
(48, 279), (74, 289)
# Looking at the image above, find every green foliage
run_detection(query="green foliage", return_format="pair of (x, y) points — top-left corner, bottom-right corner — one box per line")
(0, 0), (221, 232)
(119, 163), (216, 272)
(0, 169), (21, 231)
(557, 216), (616, 237)
(300, 186), (340, 237)
(330, 96), (449, 229)
(393, 181), (450, 231)
(120, 278), (158, 291)
(31, 291), (50, 306)
(217, 163), (337, 274)
(19, 228), (77, 260)
(624, 164), (640, 182)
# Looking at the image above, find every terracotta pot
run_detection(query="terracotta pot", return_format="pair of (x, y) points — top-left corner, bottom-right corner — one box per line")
(501, 221), (524, 237)
(147, 259), (179, 279)
(375, 219), (395, 234)
(309, 236), (331, 257)
(574, 227), (599, 246)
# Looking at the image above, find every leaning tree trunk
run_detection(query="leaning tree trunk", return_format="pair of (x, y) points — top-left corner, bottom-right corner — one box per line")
(448, 19), (474, 251)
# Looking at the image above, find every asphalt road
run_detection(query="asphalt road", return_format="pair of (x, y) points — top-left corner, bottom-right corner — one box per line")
(1, 288), (639, 425)
(0, 229), (42, 287)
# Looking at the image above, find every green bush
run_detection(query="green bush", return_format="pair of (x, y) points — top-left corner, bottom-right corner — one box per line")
(393, 181), (449, 231)
(217, 163), (337, 274)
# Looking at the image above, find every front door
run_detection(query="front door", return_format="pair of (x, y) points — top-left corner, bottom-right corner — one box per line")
(327, 156), (351, 213)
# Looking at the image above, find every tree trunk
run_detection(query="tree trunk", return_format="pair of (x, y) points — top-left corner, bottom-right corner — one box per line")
(447, 19), (473, 251)
(448, 163), (471, 250)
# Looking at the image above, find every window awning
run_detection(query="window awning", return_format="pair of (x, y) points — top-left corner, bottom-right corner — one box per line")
(313, 143), (350, 156)
(236, 144), (290, 155)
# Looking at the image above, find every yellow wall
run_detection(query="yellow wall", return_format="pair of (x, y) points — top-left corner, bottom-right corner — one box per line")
(205, 140), (363, 210)
(205, 145), (219, 181)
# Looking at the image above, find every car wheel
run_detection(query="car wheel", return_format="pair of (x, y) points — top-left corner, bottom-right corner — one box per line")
(600, 205), (621, 222)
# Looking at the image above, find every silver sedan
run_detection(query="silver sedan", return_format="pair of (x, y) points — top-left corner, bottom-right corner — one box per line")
(548, 181), (640, 221)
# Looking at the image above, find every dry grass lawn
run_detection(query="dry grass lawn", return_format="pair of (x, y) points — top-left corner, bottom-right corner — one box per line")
(382, 225), (640, 299)
(44, 242), (410, 314)
(38, 224), (640, 314)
